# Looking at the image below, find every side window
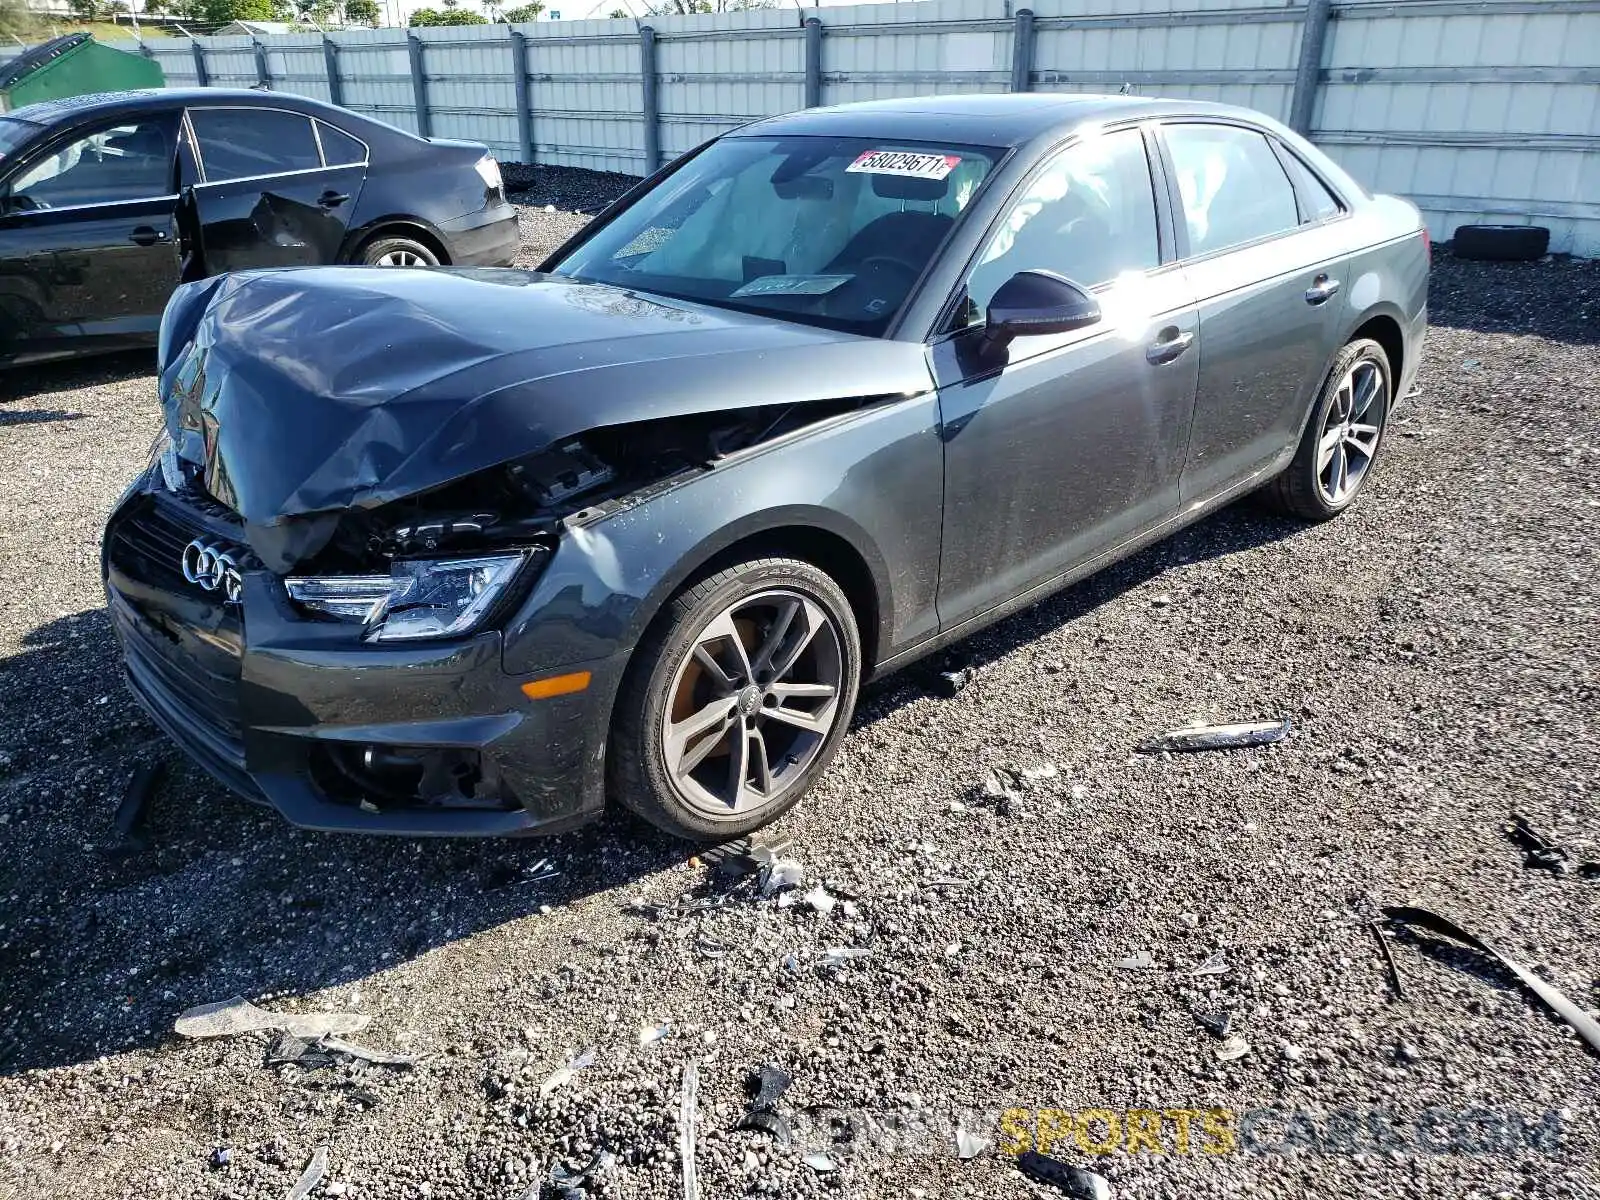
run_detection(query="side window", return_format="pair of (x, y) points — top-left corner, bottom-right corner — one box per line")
(317, 121), (368, 168)
(189, 109), (322, 182)
(1163, 124), (1300, 256)
(6, 119), (175, 209)
(1276, 148), (1343, 224)
(966, 128), (1159, 321)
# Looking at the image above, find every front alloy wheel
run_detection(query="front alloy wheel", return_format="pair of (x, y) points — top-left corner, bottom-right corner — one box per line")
(610, 558), (861, 841)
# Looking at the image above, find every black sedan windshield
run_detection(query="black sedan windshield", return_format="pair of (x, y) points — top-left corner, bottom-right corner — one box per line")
(552, 135), (1001, 335)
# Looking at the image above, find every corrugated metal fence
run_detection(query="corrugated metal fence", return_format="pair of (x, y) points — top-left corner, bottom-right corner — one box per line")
(4, 0), (1596, 255)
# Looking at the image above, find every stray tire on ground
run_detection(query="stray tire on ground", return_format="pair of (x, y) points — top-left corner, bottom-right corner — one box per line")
(1451, 224), (1550, 262)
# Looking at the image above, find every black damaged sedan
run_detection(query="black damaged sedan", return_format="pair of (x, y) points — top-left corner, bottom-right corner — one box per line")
(103, 94), (1428, 840)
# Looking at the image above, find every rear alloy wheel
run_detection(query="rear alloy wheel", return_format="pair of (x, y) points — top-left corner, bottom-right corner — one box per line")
(1265, 337), (1391, 521)
(610, 558), (861, 841)
(362, 235), (440, 268)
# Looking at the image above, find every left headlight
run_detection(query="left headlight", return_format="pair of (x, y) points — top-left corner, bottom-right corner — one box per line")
(286, 550), (535, 642)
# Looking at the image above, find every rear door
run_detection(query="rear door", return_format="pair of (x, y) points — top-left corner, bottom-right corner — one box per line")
(185, 106), (369, 273)
(0, 111), (182, 362)
(1154, 120), (1353, 503)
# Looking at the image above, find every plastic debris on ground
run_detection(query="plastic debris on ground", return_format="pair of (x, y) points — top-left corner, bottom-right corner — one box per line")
(933, 665), (974, 696)
(539, 1046), (598, 1097)
(209, 1147), (231, 1169)
(1382, 905), (1600, 1054)
(737, 1063), (795, 1145)
(760, 858), (806, 896)
(638, 1021), (671, 1046)
(110, 758), (165, 851)
(703, 832), (795, 880)
(1135, 719), (1291, 754)
(1189, 949), (1230, 976)
(1505, 815), (1600, 878)
(1116, 951), (1154, 970)
(268, 1032), (414, 1071)
(679, 1061), (700, 1200)
(174, 996), (369, 1040)
(483, 855), (561, 891)
(1192, 1009), (1234, 1038)
(803, 1152), (838, 1173)
(1215, 1034), (1251, 1061)
(285, 1145), (328, 1200)
(955, 1128), (990, 1160)
(1369, 920), (1406, 1000)
(1015, 1151), (1113, 1198)
(822, 947), (871, 969)
(802, 885), (835, 915)
(548, 1149), (614, 1198)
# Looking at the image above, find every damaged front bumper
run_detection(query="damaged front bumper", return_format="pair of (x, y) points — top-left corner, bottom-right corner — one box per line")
(103, 474), (624, 836)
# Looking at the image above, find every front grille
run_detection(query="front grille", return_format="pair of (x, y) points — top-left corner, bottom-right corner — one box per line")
(106, 488), (256, 798)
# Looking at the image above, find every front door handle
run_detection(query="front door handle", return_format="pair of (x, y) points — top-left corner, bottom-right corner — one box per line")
(1146, 328), (1195, 365)
(318, 190), (350, 209)
(1305, 274), (1342, 305)
(128, 225), (167, 246)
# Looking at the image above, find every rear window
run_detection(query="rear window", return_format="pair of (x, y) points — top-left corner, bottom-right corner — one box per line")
(189, 108), (322, 182)
(317, 120), (367, 167)
(0, 117), (38, 160)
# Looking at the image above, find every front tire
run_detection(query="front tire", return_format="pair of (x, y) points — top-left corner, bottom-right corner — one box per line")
(609, 557), (862, 842)
(1265, 337), (1392, 522)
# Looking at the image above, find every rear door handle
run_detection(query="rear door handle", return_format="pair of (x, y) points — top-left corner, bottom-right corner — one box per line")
(318, 190), (350, 209)
(128, 226), (167, 246)
(1305, 275), (1342, 305)
(1146, 328), (1195, 365)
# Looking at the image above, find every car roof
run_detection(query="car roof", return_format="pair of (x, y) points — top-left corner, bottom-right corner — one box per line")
(735, 93), (1260, 148)
(4, 87), (342, 128)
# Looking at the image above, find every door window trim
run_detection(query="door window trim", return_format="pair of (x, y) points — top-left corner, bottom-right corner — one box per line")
(1265, 136), (1350, 230)
(1, 112), (182, 216)
(1154, 117), (1336, 265)
(184, 104), (371, 185)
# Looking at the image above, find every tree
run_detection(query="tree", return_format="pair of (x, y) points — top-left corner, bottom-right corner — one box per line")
(408, 5), (487, 22)
(608, 7), (626, 15)
(0, 0), (38, 40)
(501, 0), (543, 20)
(344, 0), (380, 23)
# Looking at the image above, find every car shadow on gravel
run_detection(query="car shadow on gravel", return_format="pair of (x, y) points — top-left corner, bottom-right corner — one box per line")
(0, 609), (688, 1078)
(0, 350), (155, 401)
(0, 500), (1299, 1077)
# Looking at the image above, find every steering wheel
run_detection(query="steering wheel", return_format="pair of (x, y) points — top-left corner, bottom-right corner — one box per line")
(823, 254), (921, 318)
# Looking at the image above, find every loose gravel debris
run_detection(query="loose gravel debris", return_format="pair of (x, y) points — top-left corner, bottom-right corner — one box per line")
(1, 188), (1598, 1200)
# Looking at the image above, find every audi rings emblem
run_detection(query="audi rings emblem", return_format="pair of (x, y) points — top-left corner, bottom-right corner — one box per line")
(181, 539), (244, 604)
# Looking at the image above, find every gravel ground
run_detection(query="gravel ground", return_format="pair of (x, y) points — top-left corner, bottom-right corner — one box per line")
(1, 198), (1597, 1200)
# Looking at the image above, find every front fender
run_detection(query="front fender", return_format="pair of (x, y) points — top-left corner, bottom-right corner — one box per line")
(500, 392), (946, 677)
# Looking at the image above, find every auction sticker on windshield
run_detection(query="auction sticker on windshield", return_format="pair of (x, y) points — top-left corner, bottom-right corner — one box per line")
(846, 149), (961, 180)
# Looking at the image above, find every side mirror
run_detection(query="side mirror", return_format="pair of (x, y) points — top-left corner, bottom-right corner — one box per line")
(982, 269), (1101, 352)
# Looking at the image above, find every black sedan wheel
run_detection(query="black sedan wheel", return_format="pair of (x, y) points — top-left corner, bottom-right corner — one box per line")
(362, 235), (439, 268)
(1266, 337), (1391, 521)
(609, 557), (861, 841)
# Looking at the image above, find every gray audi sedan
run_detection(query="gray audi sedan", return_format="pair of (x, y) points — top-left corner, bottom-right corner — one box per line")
(103, 93), (1428, 840)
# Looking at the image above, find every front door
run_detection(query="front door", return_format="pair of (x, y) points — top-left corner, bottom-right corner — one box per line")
(1155, 121), (1354, 503)
(0, 113), (182, 363)
(934, 127), (1199, 629)
(185, 106), (367, 273)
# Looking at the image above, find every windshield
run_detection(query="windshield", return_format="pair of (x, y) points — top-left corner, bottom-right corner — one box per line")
(0, 117), (39, 161)
(551, 135), (1001, 336)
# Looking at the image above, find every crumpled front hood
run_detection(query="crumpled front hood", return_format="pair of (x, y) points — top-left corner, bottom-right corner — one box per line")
(159, 266), (933, 529)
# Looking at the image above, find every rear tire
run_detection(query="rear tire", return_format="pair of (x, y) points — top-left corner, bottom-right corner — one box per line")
(1264, 337), (1391, 522)
(361, 235), (440, 268)
(1452, 224), (1549, 262)
(608, 557), (861, 842)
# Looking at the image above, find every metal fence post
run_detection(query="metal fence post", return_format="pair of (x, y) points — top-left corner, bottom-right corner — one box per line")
(407, 32), (432, 139)
(639, 25), (659, 174)
(1010, 8), (1035, 93)
(253, 38), (270, 88)
(803, 17), (822, 109)
(1289, 0), (1333, 135)
(190, 39), (209, 87)
(323, 37), (344, 108)
(510, 29), (535, 165)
